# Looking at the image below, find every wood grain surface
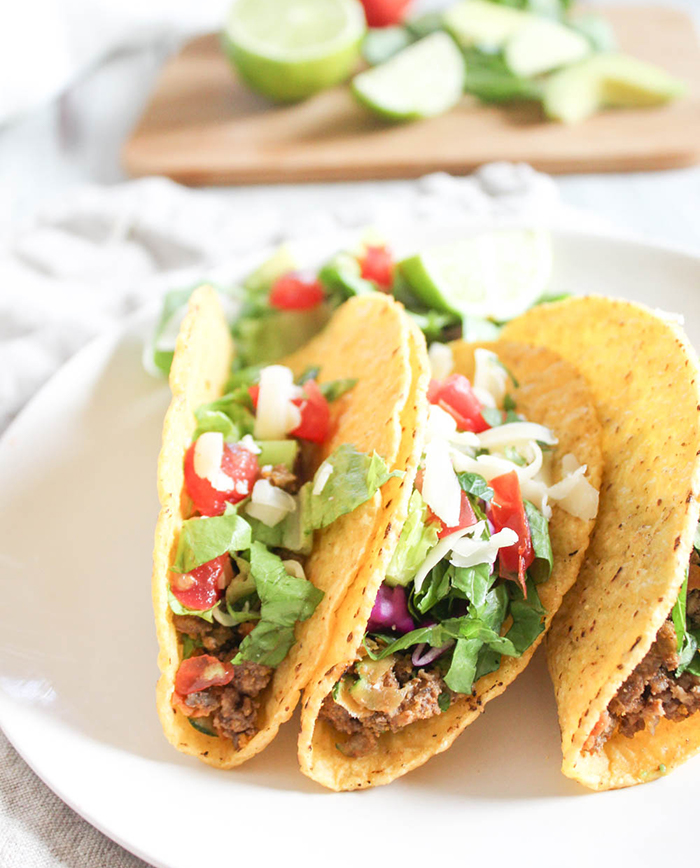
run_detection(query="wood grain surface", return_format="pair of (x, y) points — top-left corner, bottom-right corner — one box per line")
(123, 6), (700, 184)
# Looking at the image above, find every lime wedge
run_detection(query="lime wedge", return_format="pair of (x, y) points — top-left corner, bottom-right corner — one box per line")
(443, 0), (528, 50)
(352, 32), (465, 121)
(223, 0), (366, 102)
(399, 229), (553, 321)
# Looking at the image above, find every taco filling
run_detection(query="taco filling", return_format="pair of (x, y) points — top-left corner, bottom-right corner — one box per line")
(168, 362), (398, 747)
(319, 348), (599, 757)
(584, 548), (700, 753)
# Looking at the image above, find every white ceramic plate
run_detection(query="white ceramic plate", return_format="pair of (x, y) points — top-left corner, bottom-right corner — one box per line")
(2, 229), (700, 868)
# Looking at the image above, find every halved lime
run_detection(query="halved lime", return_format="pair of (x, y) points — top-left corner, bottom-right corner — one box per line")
(223, 0), (366, 103)
(352, 32), (465, 121)
(399, 229), (553, 321)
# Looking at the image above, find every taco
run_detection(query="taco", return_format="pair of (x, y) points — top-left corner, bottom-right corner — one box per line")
(298, 338), (603, 790)
(152, 285), (426, 768)
(502, 296), (700, 790)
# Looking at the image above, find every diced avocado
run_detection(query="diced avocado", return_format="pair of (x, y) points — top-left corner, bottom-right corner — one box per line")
(504, 19), (590, 77)
(544, 53), (686, 124)
(256, 439), (299, 470)
(244, 244), (298, 295)
(444, 0), (528, 50)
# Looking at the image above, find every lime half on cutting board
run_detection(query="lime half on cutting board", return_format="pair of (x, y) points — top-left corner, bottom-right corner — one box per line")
(352, 32), (465, 121)
(399, 229), (553, 321)
(223, 0), (366, 102)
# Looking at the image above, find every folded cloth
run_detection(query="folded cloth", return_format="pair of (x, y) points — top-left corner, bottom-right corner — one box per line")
(0, 163), (583, 434)
(0, 164), (604, 867)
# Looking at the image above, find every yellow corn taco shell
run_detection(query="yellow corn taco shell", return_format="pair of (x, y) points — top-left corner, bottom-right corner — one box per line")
(502, 296), (700, 790)
(298, 339), (603, 791)
(152, 286), (421, 768)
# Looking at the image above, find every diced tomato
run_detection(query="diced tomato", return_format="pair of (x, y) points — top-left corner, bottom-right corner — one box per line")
(359, 0), (412, 27)
(428, 374), (490, 433)
(269, 272), (325, 311)
(248, 384), (259, 408)
(174, 654), (235, 696)
(290, 379), (330, 444)
(437, 490), (477, 538)
(360, 245), (394, 290)
(489, 471), (533, 593)
(170, 554), (231, 611)
(184, 439), (259, 517)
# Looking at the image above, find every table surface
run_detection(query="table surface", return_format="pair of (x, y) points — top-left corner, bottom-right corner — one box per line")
(1, 0), (700, 256)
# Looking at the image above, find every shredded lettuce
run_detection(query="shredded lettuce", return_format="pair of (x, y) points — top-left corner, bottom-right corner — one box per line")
(300, 445), (401, 532)
(672, 574), (700, 676)
(234, 542), (324, 667)
(524, 501), (553, 584)
(171, 506), (252, 574)
(386, 491), (439, 587)
(192, 386), (256, 440)
(457, 472), (494, 502)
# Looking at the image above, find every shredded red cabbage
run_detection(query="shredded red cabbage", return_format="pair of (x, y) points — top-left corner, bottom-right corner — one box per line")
(367, 584), (415, 634)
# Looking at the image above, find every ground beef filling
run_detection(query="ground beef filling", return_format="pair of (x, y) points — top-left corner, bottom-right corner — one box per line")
(583, 593), (700, 753)
(173, 614), (273, 746)
(319, 654), (451, 758)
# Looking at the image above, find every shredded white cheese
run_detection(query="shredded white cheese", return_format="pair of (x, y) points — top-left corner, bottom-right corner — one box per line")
(547, 453), (599, 520)
(253, 365), (302, 440)
(428, 342), (454, 380)
(282, 559), (306, 580)
(473, 348), (509, 408)
(238, 434), (261, 454)
(422, 439), (461, 527)
(193, 431), (235, 492)
(477, 422), (557, 450)
(450, 526), (519, 569)
(426, 404), (458, 443)
(312, 461), (334, 495)
(413, 526), (474, 592)
(245, 479), (296, 527)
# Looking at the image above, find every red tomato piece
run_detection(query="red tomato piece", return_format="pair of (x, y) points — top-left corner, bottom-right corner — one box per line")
(290, 379), (330, 444)
(359, 0), (412, 26)
(360, 245), (394, 289)
(170, 554), (231, 611)
(248, 384), (259, 408)
(429, 374), (490, 433)
(437, 490), (477, 538)
(489, 471), (534, 593)
(184, 439), (259, 517)
(174, 654), (235, 696)
(269, 272), (325, 311)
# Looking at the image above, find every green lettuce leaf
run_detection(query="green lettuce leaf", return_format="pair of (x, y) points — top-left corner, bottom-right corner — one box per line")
(524, 501), (553, 584)
(672, 574), (700, 675)
(504, 577), (546, 654)
(234, 542), (324, 667)
(457, 472), (494, 502)
(171, 506), (252, 574)
(386, 490), (439, 587)
(318, 252), (376, 300)
(451, 562), (494, 609)
(300, 445), (401, 532)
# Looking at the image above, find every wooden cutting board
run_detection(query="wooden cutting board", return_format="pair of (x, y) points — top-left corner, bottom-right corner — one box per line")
(123, 6), (700, 184)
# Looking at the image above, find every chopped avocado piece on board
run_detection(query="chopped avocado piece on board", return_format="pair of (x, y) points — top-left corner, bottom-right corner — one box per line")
(505, 18), (590, 77)
(544, 53), (686, 124)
